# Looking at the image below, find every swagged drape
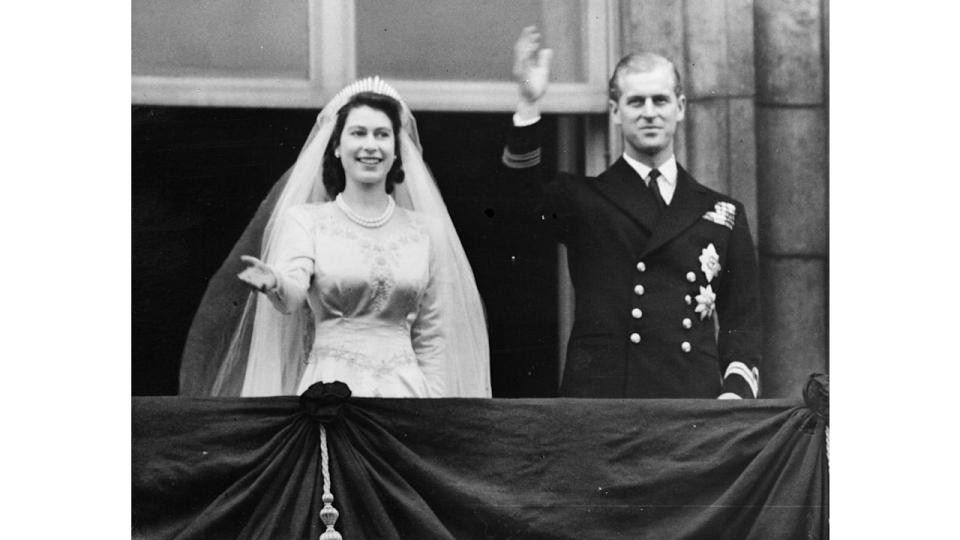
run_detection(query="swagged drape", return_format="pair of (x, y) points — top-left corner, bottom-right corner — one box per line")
(132, 375), (828, 539)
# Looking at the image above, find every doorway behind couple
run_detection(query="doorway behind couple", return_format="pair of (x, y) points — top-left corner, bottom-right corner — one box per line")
(133, 107), (582, 397)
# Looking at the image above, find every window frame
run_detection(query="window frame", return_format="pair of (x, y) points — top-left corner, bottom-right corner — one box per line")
(132, 0), (616, 113)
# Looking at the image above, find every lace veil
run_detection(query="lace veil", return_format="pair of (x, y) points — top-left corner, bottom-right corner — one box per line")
(179, 77), (491, 398)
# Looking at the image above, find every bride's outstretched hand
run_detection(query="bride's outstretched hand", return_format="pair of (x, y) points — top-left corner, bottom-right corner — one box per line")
(238, 255), (277, 293)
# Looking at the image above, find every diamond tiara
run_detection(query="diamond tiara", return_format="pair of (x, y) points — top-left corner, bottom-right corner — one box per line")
(328, 76), (405, 111)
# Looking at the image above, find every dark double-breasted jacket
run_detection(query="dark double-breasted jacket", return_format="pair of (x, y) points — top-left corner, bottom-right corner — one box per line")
(502, 121), (762, 399)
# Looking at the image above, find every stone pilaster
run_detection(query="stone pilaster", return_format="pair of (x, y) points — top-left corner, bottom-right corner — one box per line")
(755, 0), (829, 397)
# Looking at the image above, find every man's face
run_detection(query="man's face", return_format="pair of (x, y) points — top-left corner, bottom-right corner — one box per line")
(610, 65), (686, 165)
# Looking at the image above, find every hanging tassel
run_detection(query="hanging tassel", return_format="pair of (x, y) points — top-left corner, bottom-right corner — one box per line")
(318, 425), (342, 540)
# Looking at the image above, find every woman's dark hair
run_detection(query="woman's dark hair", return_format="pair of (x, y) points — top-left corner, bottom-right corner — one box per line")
(322, 91), (405, 196)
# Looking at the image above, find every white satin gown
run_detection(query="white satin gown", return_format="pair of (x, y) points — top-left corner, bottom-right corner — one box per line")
(265, 202), (446, 397)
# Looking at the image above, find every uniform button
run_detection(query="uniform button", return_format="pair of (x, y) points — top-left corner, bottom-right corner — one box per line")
(681, 341), (691, 353)
(682, 318), (692, 329)
(631, 308), (642, 319)
(633, 284), (645, 296)
(630, 333), (641, 344)
(686, 272), (696, 283)
(684, 295), (692, 305)
(636, 262), (646, 272)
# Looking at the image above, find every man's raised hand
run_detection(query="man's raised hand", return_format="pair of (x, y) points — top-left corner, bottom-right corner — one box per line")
(513, 26), (553, 105)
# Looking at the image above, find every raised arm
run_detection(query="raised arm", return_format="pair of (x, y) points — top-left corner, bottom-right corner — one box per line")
(501, 26), (577, 243)
(513, 25), (553, 123)
(502, 26), (553, 171)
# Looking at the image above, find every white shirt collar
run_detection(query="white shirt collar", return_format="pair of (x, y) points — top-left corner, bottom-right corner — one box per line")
(622, 153), (678, 187)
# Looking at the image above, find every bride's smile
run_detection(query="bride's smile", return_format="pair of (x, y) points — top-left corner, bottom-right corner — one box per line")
(336, 106), (396, 186)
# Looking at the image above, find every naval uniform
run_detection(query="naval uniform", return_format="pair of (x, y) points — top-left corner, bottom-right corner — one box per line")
(501, 119), (762, 399)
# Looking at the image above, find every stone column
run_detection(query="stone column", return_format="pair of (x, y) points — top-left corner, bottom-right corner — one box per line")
(754, 0), (828, 397)
(622, 0), (758, 228)
(681, 0), (759, 233)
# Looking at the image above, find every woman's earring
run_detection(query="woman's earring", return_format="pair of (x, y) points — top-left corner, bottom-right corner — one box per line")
(334, 150), (340, 158)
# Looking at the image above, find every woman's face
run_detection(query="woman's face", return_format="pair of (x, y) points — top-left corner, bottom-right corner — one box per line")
(336, 105), (396, 189)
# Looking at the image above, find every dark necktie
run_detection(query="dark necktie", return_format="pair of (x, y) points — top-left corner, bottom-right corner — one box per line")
(647, 169), (666, 209)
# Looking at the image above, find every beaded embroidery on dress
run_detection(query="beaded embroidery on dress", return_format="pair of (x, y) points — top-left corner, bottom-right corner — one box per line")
(273, 203), (444, 397)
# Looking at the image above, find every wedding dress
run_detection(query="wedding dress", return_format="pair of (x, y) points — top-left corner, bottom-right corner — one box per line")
(267, 203), (445, 397)
(179, 77), (491, 398)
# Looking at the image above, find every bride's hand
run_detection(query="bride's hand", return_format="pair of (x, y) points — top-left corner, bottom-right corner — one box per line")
(238, 255), (278, 293)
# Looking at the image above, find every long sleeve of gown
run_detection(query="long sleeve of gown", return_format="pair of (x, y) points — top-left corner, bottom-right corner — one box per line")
(411, 231), (446, 397)
(264, 207), (315, 314)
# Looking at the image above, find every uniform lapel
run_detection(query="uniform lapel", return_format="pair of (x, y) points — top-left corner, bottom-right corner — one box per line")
(639, 165), (714, 258)
(589, 158), (659, 234)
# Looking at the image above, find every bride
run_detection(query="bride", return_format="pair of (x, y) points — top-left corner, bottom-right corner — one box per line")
(178, 77), (491, 398)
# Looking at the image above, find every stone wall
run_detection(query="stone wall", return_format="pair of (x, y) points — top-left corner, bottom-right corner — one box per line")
(754, 0), (828, 398)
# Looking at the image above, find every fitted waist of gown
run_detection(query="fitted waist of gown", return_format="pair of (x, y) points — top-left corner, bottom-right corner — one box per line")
(309, 318), (416, 370)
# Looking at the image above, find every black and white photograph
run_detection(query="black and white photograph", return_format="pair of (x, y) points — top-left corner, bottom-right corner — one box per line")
(130, 1), (828, 537)
(11, 1), (960, 538)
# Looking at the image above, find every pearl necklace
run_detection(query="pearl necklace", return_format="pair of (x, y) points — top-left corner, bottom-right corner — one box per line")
(335, 193), (396, 228)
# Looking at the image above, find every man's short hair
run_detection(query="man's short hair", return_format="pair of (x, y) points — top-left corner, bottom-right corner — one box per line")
(608, 53), (684, 102)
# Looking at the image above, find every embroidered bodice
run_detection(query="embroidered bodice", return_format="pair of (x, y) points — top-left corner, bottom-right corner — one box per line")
(266, 202), (445, 397)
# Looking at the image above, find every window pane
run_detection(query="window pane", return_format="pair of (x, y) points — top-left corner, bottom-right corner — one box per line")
(132, 0), (310, 79)
(356, 0), (584, 82)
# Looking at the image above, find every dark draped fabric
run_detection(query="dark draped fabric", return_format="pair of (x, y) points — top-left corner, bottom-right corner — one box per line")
(133, 376), (828, 539)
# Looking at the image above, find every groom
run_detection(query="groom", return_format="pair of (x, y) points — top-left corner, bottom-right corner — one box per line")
(501, 27), (762, 399)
